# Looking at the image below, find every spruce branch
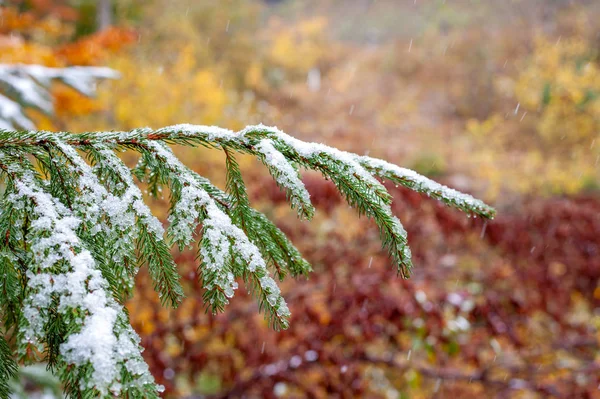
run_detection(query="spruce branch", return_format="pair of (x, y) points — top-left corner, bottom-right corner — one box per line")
(358, 156), (495, 219)
(0, 64), (119, 131)
(146, 141), (290, 328)
(88, 144), (184, 307)
(252, 139), (314, 219)
(0, 124), (494, 398)
(0, 335), (18, 398)
(0, 150), (160, 398)
(224, 148), (309, 279)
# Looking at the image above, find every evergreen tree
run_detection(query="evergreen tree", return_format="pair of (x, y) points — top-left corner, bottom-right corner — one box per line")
(0, 123), (494, 398)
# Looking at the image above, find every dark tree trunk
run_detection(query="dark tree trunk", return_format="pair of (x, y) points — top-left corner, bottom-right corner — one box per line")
(96, 0), (112, 31)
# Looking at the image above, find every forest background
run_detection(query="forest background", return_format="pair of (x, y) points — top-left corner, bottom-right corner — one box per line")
(2, 0), (599, 397)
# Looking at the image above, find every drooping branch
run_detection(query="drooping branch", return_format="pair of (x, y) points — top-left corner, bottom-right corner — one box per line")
(0, 124), (494, 399)
(0, 124), (495, 218)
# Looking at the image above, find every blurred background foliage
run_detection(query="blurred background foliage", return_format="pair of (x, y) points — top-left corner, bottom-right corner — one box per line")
(1, 0), (600, 397)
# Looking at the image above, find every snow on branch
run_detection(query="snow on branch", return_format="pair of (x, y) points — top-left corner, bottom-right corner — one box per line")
(0, 124), (495, 398)
(0, 151), (160, 398)
(0, 64), (119, 130)
(254, 139), (314, 219)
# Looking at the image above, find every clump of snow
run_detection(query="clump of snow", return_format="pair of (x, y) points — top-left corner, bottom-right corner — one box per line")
(94, 145), (165, 238)
(255, 139), (312, 218)
(54, 141), (144, 288)
(156, 123), (240, 143)
(1, 156), (158, 396)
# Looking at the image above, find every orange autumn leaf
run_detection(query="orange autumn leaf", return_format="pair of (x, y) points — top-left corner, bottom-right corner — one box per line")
(57, 27), (137, 66)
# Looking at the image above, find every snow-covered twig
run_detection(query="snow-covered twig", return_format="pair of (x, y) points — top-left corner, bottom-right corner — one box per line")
(0, 124), (494, 398)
